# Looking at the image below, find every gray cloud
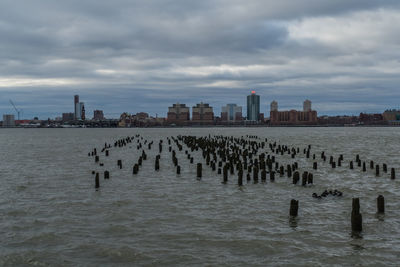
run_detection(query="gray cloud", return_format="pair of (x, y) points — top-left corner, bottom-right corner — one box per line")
(1, 0), (400, 119)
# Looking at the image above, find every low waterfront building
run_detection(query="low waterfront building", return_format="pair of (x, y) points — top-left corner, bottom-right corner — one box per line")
(93, 110), (105, 120)
(62, 113), (75, 122)
(270, 100), (317, 125)
(2, 114), (15, 127)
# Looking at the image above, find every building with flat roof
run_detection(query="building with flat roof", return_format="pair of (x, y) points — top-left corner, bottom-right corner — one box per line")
(93, 110), (104, 120)
(247, 91), (260, 121)
(270, 100), (317, 125)
(2, 114), (15, 127)
(221, 104), (242, 122)
(62, 113), (75, 122)
(192, 102), (214, 124)
(167, 103), (190, 124)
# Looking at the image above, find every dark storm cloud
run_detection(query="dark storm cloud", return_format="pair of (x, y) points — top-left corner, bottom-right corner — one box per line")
(1, 0), (400, 118)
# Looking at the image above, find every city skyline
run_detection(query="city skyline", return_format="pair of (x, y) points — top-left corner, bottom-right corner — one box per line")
(1, 1), (400, 119)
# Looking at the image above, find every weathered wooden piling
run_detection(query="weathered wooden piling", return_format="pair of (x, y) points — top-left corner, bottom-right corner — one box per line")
(362, 162), (366, 172)
(223, 166), (228, 183)
(104, 171), (110, 179)
(197, 163), (202, 178)
(313, 162), (317, 170)
(292, 171), (299, 184)
(383, 164), (387, 173)
(351, 198), (362, 232)
(177, 165), (181, 174)
(238, 170), (243, 186)
(155, 159), (160, 171)
(95, 156), (99, 163)
(350, 161), (353, 169)
(133, 164), (139, 174)
(105, 150), (109, 157)
(290, 199), (299, 217)
(95, 173), (100, 188)
(377, 195), (384, 213)
(391, 168), (395, 179)
(370, 160), (374, 169)
(375, 165), (380, 176)
(269, 170), (275, 181)
(117, 159), (122, 169)
(307, 173), (313, 184)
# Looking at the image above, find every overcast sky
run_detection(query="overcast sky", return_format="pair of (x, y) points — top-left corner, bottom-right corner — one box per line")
(1, 0), (400, 119)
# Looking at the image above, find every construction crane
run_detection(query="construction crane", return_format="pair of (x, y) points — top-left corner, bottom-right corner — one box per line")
(9, 99), (21, 120)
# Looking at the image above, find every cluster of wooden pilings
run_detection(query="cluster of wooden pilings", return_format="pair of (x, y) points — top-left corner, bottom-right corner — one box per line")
(87, 133), (396, 234)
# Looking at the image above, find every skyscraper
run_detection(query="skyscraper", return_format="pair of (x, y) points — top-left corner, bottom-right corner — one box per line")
(247, 91), (260, 121)
(74, 95), (79, 120)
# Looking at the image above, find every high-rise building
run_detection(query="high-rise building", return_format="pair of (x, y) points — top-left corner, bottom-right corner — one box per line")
(93, 110), (105, 120)
(192, 102), (214, 123)
(80, 102), (85, 120)
(303, 99), (312, 112)
(271, 101), (278, 112)
(74, 95), (79, 120)
(2, 114), (15, 127)
(247, 91), (260, 121)
(167, 103), (190, 124)
(221, 104), (242, 122)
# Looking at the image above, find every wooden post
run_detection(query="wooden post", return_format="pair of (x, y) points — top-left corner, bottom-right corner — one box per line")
(104, 171), (110, 179)
(95, 173), (100, 188)
(223, 166), (228, 183)
(377, 195), (384, 213)
(177, 165), (181, 175)
(362, 162), (366, 172)
(351, 198), (362, 232)
(375, 165), (380, 176)
(238, 170), (243, 186)
(350, 161), (353, 169)
(197, 163), (202, 178)
(391, 168), (395, 179)
(270, 171), (275, 182)
(313, 162), (317, 170)
(290, 199), (299, 217)
(383, 164), (387, 173)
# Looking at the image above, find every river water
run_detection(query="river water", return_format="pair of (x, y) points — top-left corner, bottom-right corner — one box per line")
(1, 127), (399, 266)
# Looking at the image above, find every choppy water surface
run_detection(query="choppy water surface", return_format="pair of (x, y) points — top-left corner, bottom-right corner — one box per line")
(1, 127), (400, 266)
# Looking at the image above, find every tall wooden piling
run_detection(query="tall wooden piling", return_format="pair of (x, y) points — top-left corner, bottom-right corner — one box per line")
(391, 168), (395, 179)
(197, 163), (202, 178)
(290, 199), (299, 217)
(95, 173), (100, 188)
(377, 195), (384, 213)
(351, 198), (362, 232)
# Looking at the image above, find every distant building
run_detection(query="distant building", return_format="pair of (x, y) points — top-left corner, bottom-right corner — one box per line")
(270, 100), (318, 125)
(192, 102), (214, 123)
(383, 110), (400, 122)
(93, 110), (105, 120)
(247, 91), (260, 121)
(62, 113), (75, 122)
(167, 103), (190, 124)
(73, 95), (85, 120)
(303, 99), (312, 112)
(80, 103), (85, 120)
(2, 114), (15, 127)
(270, 101), (278, 112)
(359, 113), (384, 125)
(221, 104), (242, 122)
(74, 95), (79, 120)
